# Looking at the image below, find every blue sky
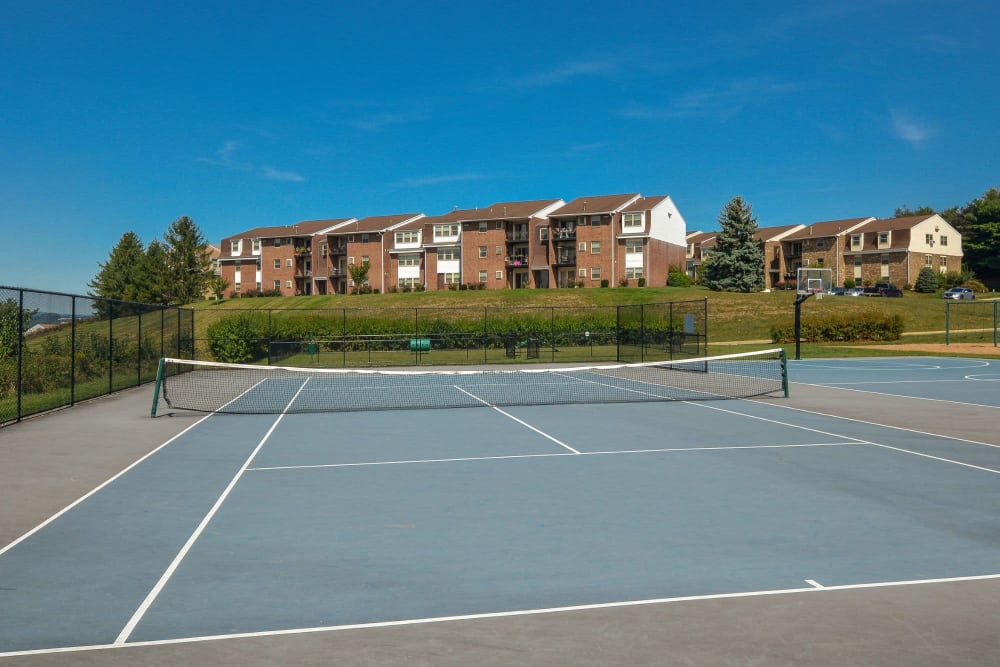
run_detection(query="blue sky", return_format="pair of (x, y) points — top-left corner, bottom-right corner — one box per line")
(2, 0), (997, 294)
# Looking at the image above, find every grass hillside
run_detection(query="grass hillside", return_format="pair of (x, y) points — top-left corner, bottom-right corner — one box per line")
(191, 286), (964, 345)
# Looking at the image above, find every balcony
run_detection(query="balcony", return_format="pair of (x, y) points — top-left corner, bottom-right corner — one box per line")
(328, 245), (347, 256)
(552, 228), (576, 242)
(506, 255), (529, 267)
(506, 232), (530, 243)
(553, 252), (576, 266)
(329, 267), (347, 277)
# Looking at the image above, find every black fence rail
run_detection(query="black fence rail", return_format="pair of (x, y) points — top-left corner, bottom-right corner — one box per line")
(945, 300), (999, 346)
(195, 300), (708, 368)
(1, 286), (195, 425)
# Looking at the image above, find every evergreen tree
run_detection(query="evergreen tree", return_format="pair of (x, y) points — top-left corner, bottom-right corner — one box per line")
(164, 216), (212, 304)
(88, 231), (147, 316)
(914, 266), (940, 293)
(703, 196), (765, 292)
(140, 239), (173, 304)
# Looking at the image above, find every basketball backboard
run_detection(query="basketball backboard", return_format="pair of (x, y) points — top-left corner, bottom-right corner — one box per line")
(796, 267), (833, 297)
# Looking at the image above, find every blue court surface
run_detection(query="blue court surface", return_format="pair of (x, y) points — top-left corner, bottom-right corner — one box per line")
(1, 356), (998, 659)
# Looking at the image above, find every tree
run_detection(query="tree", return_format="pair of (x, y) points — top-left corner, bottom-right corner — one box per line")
(209, 275), (230, 303)
(138, 239), (172, 304)
(0, 299), (37, 360)
(951, 187), (1000, 287)
(894, 204), (936, 217)
(164, 216), (213, 304)
(914, 266), (940, 293)
(702, 196), (765, 293)
(88, 231), (147, 316)
(348, 260), (371, 294)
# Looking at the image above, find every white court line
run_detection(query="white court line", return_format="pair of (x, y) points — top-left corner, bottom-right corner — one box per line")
(792, 380), (1000, 410)
(805, 579), (824, 589)
(114, 378), (312, 645)
(4, 572), (998, 658)
(453, 385), (580, 453)
(247, 442), (859, 472)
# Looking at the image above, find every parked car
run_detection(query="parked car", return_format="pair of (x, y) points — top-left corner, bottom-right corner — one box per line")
(844, 287), (864, 296)
(942, 286), (975, 300)
(862, 283), (903, 297)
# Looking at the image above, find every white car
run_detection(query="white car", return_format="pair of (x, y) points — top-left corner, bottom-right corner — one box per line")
(942, 287), (975, 300)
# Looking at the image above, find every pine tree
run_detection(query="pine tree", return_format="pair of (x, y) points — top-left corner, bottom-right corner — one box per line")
(88, 231), (147, 316)
(703, 196), (765, 293)
(914, 266), (940, 293)
(164, 216), (212, 304)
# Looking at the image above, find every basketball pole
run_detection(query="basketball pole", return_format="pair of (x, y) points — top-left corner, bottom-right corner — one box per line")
(794, 293), (813, 360)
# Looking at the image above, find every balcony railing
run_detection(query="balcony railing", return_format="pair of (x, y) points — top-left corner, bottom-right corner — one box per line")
(552, 228), (576, 242)
(506, 255), (529, 267)
(553, 253), (576, 266)
(328, 245), (347, 256)
(506, 232), (530, 242)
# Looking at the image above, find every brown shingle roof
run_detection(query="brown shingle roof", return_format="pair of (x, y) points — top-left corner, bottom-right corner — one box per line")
(549, 193), (641, 217)
(782, 217), (873, 240)
(621, 195), (668, 213)
(855, 215), (934, 232)
(458, 199), (564, 221)
(328, 213), (424, 234)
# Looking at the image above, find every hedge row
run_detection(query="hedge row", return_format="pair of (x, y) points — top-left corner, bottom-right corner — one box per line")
(206, 312), (687, 363)
(770, 313), (904, 343)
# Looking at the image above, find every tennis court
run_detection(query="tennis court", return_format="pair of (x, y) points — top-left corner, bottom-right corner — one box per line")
(1, 354), (998, 664)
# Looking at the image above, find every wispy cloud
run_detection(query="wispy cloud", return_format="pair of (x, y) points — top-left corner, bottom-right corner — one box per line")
(891, 110), (932, 147)
(622, 79), (799, 121)
(398, 173), (486, 187)
(262, 167), (306, 182)
(508, 59), (618, 88)
(199, 141), (305, 182)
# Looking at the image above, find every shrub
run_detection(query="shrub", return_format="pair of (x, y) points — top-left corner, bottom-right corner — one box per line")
(600, 279), (610, 288)
(770, 313), (904, 343)
(843, 278), (856, 289)
(206, 313), (269, 363)
(667, 270), (693, 288)
(637, 278), (646, 287)
(619, 278), (630, 288)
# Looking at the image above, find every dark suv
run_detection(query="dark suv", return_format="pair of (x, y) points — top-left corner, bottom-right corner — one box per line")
(863, 283), (903, 297)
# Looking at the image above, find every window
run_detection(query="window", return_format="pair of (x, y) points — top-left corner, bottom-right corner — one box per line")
(591, 241), (601, 254)
(234, 282), (241, 293)
(256, 282), (261, 292)
(273, 259), (280, 269)
(235, 260), (242, 269)
(286, 258), (293, 267)
(591, 215), (601, 226)
(579, 242), (586, 251)
(816, 239), (825, 249)
(398, 277), (420, 289)
(361, 233), (370, 243)
(878, 231), (890, 246)
(479, 222), (487, 232)
(348, 256), (355, 265)
(443, 272), (460, 284)
(252, 239), (261, 253)
(495, 271), (502, 280)
(940, 255), (948, 271)
(395, 230), (419, 244)
(623, 212), (642, 228)
(273, 238), (282, 247)
(320, 242), (327, 257)
(496, 246), (502, 255)
(230, 240), (241, 254)
(496, 221), (503, 230)
(348, 234), (355, 242)
(881, 254), (890, 278)
(591, 267), (601, 280)
(626, 266), (643, 279)
(851, 234), (862, 250)
(438, 247), (459, 261)
(361, 255), (370, 265)
(578, 268), (586, 277)
(816, 258), (824, 267)
(926, 233), (934, 244)
(273, 280), (280, 290)
(478, 270), (487, 283)
(286, 280), (292, 289)
(479, 246), (487, 258)
(925, 255), (933, 267)
(539, 227), (549, 241)
(399, 253), (420, 266)
(433, 223), (460, 238)
(625, 238), (643, 253)
(940, 235), (948, 246)
(854, 255), (862, 279)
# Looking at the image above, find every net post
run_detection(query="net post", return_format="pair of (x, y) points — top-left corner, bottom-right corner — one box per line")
(150, 357), (165, 417)
(780, 348), (789, 398)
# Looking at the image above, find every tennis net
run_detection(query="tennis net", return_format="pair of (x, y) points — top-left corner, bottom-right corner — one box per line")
(151, 348), (788, 416)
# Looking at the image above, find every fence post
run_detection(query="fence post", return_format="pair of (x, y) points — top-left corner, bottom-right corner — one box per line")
(108, 301), (114, 394)
(71, 297), (77, 406)
(16, 288), (24, 421)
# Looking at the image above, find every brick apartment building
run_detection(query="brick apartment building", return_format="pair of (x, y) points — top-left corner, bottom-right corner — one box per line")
(218, 193), (689, 296)
(687, 214), (963, 290)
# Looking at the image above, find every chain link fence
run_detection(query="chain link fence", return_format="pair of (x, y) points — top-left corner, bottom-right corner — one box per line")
(1, 286), (194, 425)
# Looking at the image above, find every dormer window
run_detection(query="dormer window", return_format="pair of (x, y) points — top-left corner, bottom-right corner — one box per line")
(850, 234), (862, 250)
